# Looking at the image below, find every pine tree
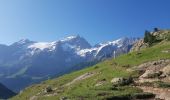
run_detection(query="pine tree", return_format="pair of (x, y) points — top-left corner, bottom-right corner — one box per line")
(144, 30), (150, 43)
(144, 30), (156, 46)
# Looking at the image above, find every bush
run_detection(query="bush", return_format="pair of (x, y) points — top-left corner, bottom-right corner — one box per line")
(106, 95), (131, 100)
(154, 28), (159, 32)
(122, 64), (131, 68)
(132, 92), (155, 99)
(45, 86), (53, 93)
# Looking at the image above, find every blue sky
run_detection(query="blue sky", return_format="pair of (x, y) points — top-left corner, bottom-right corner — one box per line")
(0, 0), (170, 45)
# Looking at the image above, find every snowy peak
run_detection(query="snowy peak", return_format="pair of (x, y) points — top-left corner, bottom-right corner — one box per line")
(60, 35), (81, 42)
(95, 38), (123, 48)
(60, 35), (91, 50)
(12, 39), (35, 46)
(27, 35), (91, 52)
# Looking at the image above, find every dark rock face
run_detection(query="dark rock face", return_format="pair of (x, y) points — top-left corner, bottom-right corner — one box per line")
(0, 83), (16, 99)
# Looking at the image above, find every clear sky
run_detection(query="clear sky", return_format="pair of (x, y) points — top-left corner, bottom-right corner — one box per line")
(0, 0), (170, 45)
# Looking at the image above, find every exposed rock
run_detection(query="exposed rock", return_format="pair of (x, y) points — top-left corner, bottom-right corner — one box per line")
(111, 77), (123, 83)
(161, 49), (170, 53)
(95, 78), (107, 86)
(111, 77), (133, 86)
(131, 29), (170, 52)
(162, 65), (170, 76)
(132, 59), (170, 71)
(60, 96), (69, 100)
(152, 30), (170, 40)
(130, 39), (149, 52)
(131, 59), (170, 83)
(138, 86), (170, 100)
(140, 70), (162, 78)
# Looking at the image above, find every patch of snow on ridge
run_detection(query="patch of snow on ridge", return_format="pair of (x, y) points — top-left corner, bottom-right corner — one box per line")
(60, 35), (78, 42)
(28, 42), (56, 51)
(95, 38), (123, 56)
(76, 38), (124, 57)
(77, 48), (98, 57)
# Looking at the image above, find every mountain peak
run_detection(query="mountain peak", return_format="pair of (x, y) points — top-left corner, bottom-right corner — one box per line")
(60, 35), (81, 42)
(13, 39), (34, 45)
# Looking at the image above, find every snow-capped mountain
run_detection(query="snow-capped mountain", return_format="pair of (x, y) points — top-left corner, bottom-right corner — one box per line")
(0, 35), (139, 92)
(77, 37), (139, 60)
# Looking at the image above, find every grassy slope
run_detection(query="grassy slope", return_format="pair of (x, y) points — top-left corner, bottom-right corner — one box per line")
(11, 41), (170, 100)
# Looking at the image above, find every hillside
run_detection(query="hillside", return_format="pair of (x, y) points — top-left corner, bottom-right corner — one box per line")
(0, 83), (16, 99)
(12, 28), (170, 100)
(11, 30), (170, 100)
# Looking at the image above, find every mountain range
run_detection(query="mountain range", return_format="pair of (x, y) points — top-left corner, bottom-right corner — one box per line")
(0, 35), (139, 92)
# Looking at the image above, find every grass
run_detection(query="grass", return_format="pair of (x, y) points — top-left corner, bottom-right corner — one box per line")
(11, 62), (140, 100)
(155, 81), (170, 88)
(11, 41), (170, 100)
(114, 41), (170, 66)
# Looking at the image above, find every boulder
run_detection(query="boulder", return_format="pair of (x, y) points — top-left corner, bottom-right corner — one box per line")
(162, 65), (170, 76)
(130, 39), (148, 52)
(140, 70), (162, 78)
(111, 77), (133, 86)
(60, 97), (69, 100)
(111, 77), (123, 83)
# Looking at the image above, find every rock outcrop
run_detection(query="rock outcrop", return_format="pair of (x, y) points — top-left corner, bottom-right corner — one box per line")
(111, 77), (134, 86)
(130, 39), (148, 52)
(131, 29), (170, 52)
(129, 59), (170, 83)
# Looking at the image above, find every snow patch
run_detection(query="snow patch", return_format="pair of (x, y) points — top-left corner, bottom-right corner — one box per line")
(28, 42), (56, 51)
(60, 36), (78, 42)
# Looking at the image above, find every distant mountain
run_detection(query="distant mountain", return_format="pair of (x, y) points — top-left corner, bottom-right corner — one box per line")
(0, 35), (139, 92)
(0, 83), (16, 99)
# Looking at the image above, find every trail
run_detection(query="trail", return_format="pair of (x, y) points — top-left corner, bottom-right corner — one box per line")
(64, 72), (95, 86)
(137, 86), (170, 100)
(29, 72), (96, 100)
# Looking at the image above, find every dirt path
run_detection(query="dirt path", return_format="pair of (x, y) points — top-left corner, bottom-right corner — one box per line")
(137, 86), (170, 100)
(65, 72), (95, 86)
(29, 72), (96, 100)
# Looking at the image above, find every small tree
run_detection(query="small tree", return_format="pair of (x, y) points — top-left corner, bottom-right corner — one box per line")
(154, 27), (159, 32)
(144, 30), (149, 43)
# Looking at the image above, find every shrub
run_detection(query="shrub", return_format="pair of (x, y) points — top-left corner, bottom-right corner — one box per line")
(154, 27), (159, 32)
(132, 92), (155, 99)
